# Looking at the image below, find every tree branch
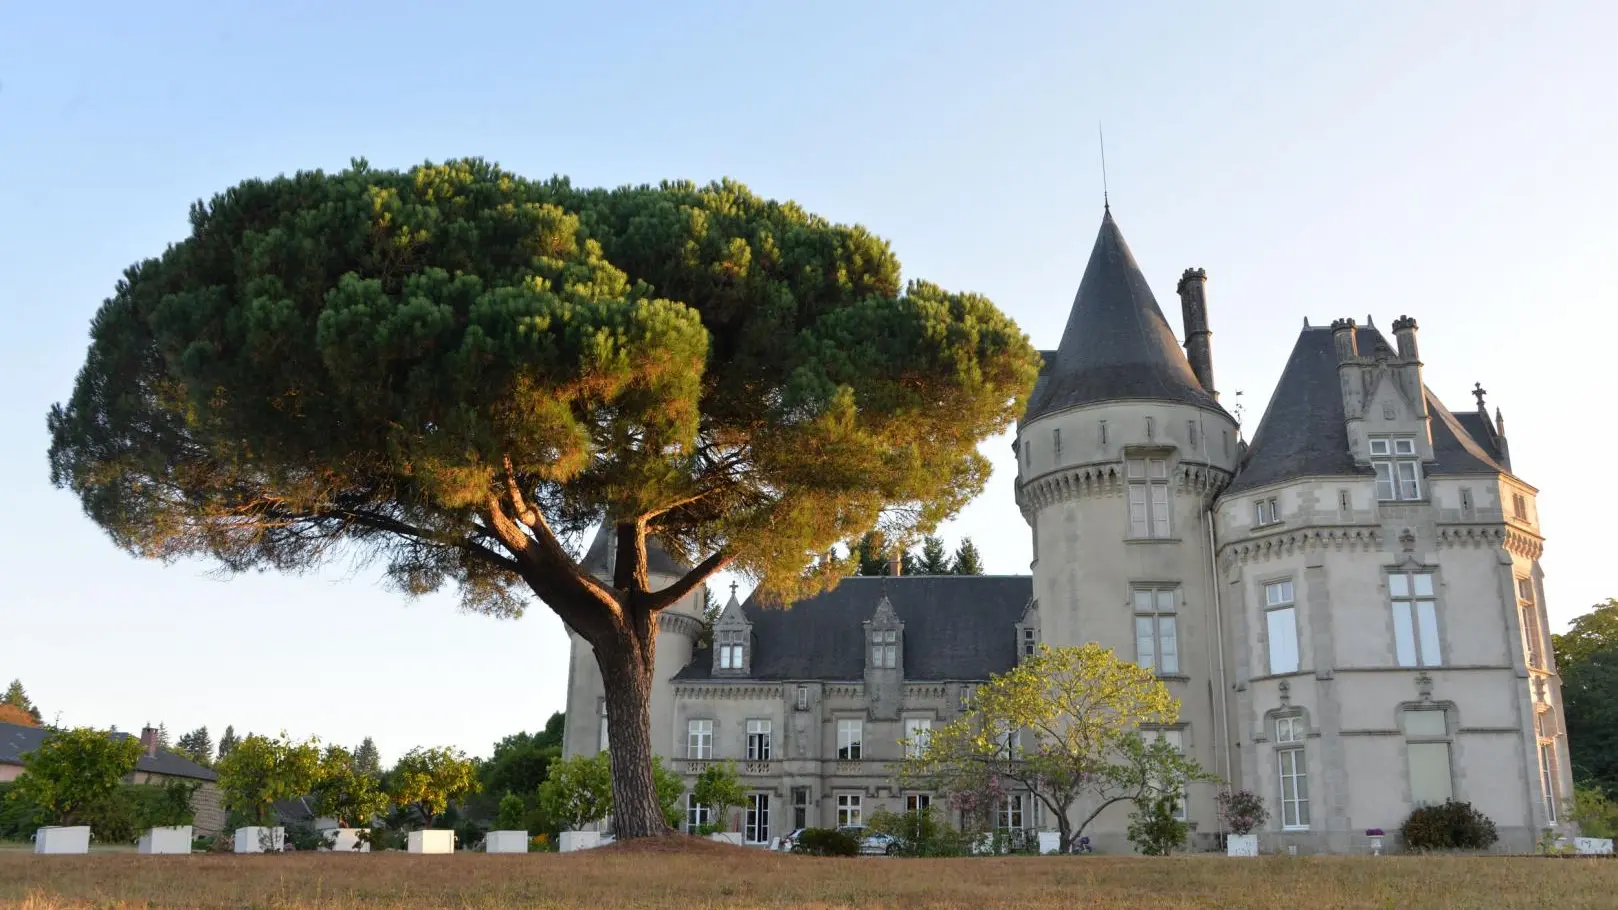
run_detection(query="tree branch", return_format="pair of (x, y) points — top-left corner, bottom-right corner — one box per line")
(649, 549), (732, 613)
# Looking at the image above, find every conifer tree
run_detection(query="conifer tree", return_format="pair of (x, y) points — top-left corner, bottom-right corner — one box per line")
(951, 538), (985, 575)
(217, 725), (240, 760)
(918, 535), (952, 575)
(177, 726), (214, 766)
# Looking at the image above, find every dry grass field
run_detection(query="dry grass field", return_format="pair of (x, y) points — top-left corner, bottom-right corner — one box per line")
(2, 838), (1615, 910)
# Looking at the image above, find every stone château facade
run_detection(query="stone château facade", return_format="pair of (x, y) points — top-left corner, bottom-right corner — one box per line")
(563, 206), (1570, 853)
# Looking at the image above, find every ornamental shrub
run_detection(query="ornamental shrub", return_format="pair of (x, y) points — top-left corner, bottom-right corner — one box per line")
(1216, 788), (1268, 835)
(1127, 794), (1189, 855)
(792, 827), (860, 856)
(1400, 799), (1499, 851)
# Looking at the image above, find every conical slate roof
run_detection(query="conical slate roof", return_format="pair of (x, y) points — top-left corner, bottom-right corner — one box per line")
(579, 523), (690, 580)
(1024, 209), (1222, 421)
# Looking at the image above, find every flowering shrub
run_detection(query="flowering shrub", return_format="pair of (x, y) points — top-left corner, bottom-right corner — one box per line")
(1216, 789), (1268, 835)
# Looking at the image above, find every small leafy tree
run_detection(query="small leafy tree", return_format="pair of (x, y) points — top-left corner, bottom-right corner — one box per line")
(481, 730), (560, 800)
(1216, 788), (1268, 835)
(903, 644), (1210, 853)
(652, 758), (686, 830)
(311, 745), (389, 828)
(7, 728), (142, 826)
(538, 753), (614, 830)
(176, 727), (213, 766)
(1569, 785), (1618, 839)
(496, 793), (527, 831)
(951, 538), (984, 575)
(691, 760), (746, 834)
(1128, 793), (1189, 855)
(214, 733), (321, 826)
(388, 747), (480, 828)
(143, 779), (200, 828)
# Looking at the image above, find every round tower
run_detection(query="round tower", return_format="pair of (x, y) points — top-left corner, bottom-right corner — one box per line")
(1014, 208), (1239, 847)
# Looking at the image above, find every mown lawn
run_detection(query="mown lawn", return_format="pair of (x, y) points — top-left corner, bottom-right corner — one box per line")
(2, 840), (1615, 909)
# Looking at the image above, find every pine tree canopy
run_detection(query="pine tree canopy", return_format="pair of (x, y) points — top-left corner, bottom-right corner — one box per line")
(918, 535), (951, 575)
(47, 158), (1039, 616)
(951, 537), (984, 575)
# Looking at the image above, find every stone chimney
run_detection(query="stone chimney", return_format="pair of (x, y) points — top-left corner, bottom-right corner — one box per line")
(139, 726), (160, 757)
(1176, 268), (1217, 399)
(1392, 315), (1420, 361)
(1389, 315), (1429, 421)
(1331, 318), (1359, 362)
(887, 549), (903, 577)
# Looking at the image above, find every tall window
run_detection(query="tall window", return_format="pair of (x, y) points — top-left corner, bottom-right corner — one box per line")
(905, 793), (932, 814)
(903, 718), (932, 758)
(1053, 428), (1061, 456)
(1389, 572), (1441, 667)
(999, 793), (1026, 830)
(1517, 577), (1545, 669)
(837, 719), (863, 760)
(996, 725), (1019, 759)
(598, 699), (609, 752)
(795, 685), (809, 711)
(1276, 716), (1309, 829)
(1402, 709), (1453, 807)
(1127, 457), (1172, 538)
(1133, 587), (1180, 674)
(791, 787), (810, 830)
(1265, 580), (1299, 675)
(1149, 729), (1188, 820)
(1539, 740), (1559, 824)
(687, 719), (713, 759)
(1254, 497), (1280, 526)
(717, 630), (745, 669)
(746, 720), (772, 761)
(1513, 493), (1528, 520)
(1370, 437), (1422, 501)
(684, 794), (710, 833)
(871, 630), (897, 668)
(745, 793), (771, 843)
(836, 793), (862, 827)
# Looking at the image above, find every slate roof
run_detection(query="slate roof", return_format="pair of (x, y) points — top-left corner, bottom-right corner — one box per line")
(674, 575), (1032, 682)
(0, 722), (218, 781)
(579, 523), (689, 579)
(1025, 209), (1224, 422)
(1228, 326), (1508, 493)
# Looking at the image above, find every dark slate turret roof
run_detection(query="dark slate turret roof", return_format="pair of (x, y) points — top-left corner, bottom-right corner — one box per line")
(579, 523), (689, 579)
(674, 575), (1032, 682)
(1024, 210), (1222, 421)
(1228, 326), (1507, 493)
(0, 722), (217, 781)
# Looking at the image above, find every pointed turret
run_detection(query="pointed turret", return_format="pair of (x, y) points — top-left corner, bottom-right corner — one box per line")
(1025, 209), (1224, 422)
(579, 522), (689, 581)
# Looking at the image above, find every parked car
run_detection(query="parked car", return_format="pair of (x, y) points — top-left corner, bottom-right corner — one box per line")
(837, 825), (898, 856)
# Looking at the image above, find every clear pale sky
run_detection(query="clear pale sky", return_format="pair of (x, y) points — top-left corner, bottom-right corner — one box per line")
(2, 1), (1612, 766)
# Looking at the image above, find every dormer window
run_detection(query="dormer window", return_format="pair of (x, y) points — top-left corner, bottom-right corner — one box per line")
(717, 630), (745, 669)
(1370, 437), (1422, 501)
(1254, 497), (1280, 526)
(871, 630), (897, 668)
(1021, 627), (1037, 657)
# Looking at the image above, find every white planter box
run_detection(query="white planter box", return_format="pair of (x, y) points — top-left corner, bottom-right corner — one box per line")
(1226, 833), (1259, 857)
(34, 826), (91, 854)
(1038, 831), (1061, 855)
(233, 826), (285, 853)
(323, 828), (371, 852)
(408, 829), (455, 854)
(485, 830), (529, 854)
(1577, 837), (1614, 855)
(708, 832), (744, 846)
(559, 830), (602, 853)
(138, 826), (192, 855)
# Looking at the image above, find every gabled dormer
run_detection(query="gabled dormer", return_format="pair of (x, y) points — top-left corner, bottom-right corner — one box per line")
(711, 583), (752, 677)
(864, 593), (905, 720)
(1334, 317), (1436, 501)
(1016, 598), (1041, 662)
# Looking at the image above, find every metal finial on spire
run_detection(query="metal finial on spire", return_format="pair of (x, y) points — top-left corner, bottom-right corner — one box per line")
(1099, 122), (1110, 212)
(729, 580), (738, 597)
(1472, 382), (1487, 411)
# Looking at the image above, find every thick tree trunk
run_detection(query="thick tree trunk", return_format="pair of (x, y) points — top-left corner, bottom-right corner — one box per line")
(596, 630), (672, 840)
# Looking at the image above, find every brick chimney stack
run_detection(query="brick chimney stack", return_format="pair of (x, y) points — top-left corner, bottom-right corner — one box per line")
(1176, 268), (1217, 399)
(888, 548), (902, 577)
(139, 725), (160, 757)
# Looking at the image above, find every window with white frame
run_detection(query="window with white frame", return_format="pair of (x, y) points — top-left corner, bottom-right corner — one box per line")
(836, 793), (862, 827)
(1133, 587), (1180, 674)
(1389, 571), (1442, 667)
(1517, 577), (1545, 670)
(795, 685), (809, 711)
(837, 719), (863, 760)
(1275, 716), (1309, 829)
(684, 793), (710, 833)
(1254, 497), (1280, 526)
(1127, 457), (1172, 538)
(746, 719), (772, 761)
(687, 719), (713, 759)
(791, 786), (810, 830)
(1149, 728), (1189, 821)
(1539, 740), (1559, 824)
(1370, 437), (1422, 501)
(871, 629), (897, 668)
(745, 793), (771, 843)
(998, 793), (1026, 830)
(903, 718), (932, 759)
(905, 793), (932, 815)
(1265, 580), (1300, 675)
(1402, 709), (1453, 807)
(997, 725), (1019, 759)
(717, 629), (745, 669)
(597, 699), (609, 753)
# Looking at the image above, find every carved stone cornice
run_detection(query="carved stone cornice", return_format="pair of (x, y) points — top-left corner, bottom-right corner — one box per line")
(903, 684), (949, 700)
(1223, 527), (1382, 566)
(658, 612), (705, 637)
(1434, 524), (1542, 559)
(1017, 461), (1231, 516)
(672, 684), (783, 701)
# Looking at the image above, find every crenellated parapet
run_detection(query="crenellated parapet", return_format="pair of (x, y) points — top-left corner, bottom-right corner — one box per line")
(1016, 460), (1232, 516)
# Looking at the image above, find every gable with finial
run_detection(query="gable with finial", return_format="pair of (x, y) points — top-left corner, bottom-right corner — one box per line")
(711, 582), (753, 676)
